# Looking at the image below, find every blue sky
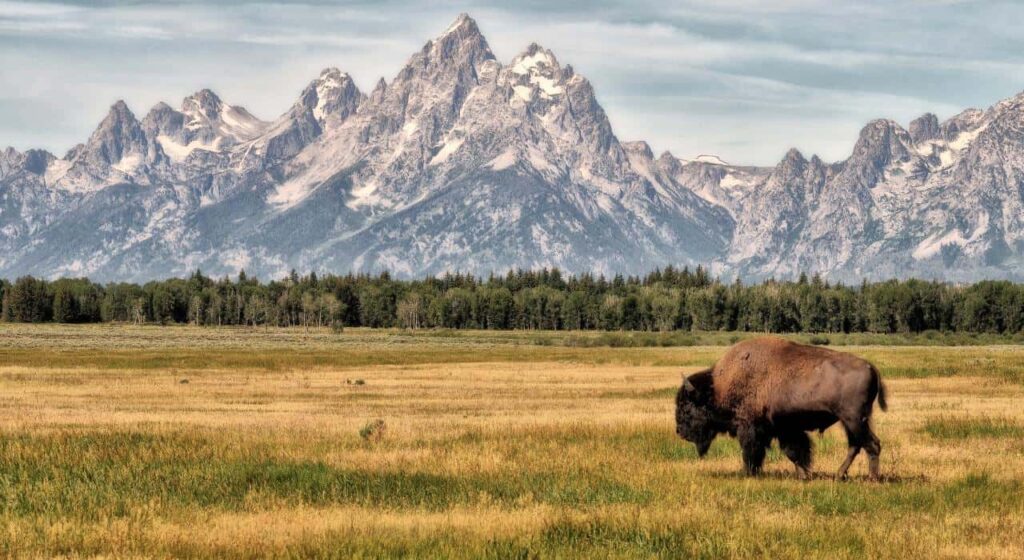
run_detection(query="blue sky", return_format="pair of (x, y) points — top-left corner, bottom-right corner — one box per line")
(3, 0), (1023, 165)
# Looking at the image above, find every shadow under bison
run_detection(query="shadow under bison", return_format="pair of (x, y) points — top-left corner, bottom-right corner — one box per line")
(675, 337), (887, 480)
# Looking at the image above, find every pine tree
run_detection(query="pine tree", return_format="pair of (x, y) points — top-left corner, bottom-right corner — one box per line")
(52, 284), (76, 323)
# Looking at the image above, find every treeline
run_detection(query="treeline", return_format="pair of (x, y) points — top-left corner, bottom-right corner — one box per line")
(1, 267), (1023, 334)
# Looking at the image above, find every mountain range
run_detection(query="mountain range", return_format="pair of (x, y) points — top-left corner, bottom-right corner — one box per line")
(3, 14), (1024, 282)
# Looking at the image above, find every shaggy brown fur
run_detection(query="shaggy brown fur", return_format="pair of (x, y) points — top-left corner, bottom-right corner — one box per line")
(675, 337), (887, 480)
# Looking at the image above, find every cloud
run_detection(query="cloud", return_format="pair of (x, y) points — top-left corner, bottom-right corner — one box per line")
(0, 0), (81, 17)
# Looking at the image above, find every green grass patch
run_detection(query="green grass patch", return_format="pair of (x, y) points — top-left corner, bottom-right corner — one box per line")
(535, 519), (728, 559)
(0, 430), (650, 522)
(923, 416), (1024, 439)
(883, 365), (959, 379)
(723, 472), (1020, 518)
(597, 386), (679, 399)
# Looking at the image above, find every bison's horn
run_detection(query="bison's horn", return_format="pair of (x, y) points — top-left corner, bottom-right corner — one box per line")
(682, 378), (695, 392)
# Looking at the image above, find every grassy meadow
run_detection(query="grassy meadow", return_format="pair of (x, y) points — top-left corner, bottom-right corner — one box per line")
(1, 324), (1023, 558)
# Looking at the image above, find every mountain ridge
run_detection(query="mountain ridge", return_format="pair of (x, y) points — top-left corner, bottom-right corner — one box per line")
(3, 14), (1024, 282)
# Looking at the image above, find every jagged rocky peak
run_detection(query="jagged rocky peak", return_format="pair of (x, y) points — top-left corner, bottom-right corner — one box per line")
(512, 43), (561, 75)
(0, 147), (53, 176)
(776, 147), (808, 175)
(190, 89), (260, 126)
(941, 108), (984, 141)
(401, 13), (494, 80)
(496, 45), (617, 159)
(656, 151), (684, 174)
(22, 149), (54, 175)
(991, 89), (1024, 113)
(357, 14), (497, 157)
(182, 88), (224, 119)
(369, 77), (387, 101)
(178, 88), (267, 148)
(141, 102), (185, 138)
(766, 148), (828, 193)
(0, 147), (19, 176)
(622, 140), (654, 160)
(909, 113), (940, 143)
(301, 67), (362, 124)
(145, 101), (180, 120)
(315, 67), (351, 88)
(255, 68), (364, 164)
(983, 91), (1024, 138)
(621, 141), (658, 180)
(438, 13), (488, 51)
(507, 43), (576, 102)
(80, 100), (148, 167)
(863, 122), (914, 176)
(743, 147), (822, 214)
(849, 119), (913, 169)
(783, 147), (806, 162)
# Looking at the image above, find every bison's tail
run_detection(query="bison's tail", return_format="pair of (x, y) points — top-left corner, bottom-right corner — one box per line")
(872, 364), (888, 412)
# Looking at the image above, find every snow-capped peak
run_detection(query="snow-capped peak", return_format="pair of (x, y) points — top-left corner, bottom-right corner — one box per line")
(309, 68), (359, 123)
(318, 67), (349, 85)
(396, 13), (493, 84)
(182, 89), (222, 119)
(178, 89), (267, 143)
(443, 13), (475, 36)
(509, 43), (567, 99)
(431, 12), (490, 57)
(512, 43), (558, 75)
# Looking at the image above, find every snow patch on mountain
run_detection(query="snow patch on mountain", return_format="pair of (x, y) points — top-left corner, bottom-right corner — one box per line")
(913, 229), (967, 260)
(488, 149), (517, 170)
(512, 50), (554, 74)
(157, 135), (221, 163)
(430, 137), (465, 165)
(348, 181), (382, 208)
(693, 154), (728, 165)
(268, 177), (312, 210)
(719, 173), (750, 189)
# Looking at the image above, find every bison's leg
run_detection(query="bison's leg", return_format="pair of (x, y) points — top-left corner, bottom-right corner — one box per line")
(838, 417), (880, 480)
(778, 430), (812, 480)
(737, 422), (770, 476)
(863, 429), (882, 481)
(836, 445), (861, 480)
(837, 418), (863, 479)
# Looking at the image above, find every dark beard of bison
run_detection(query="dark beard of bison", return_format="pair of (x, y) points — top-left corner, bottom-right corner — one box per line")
(675, 371), (729, 458)
(676, 401), (716, 457)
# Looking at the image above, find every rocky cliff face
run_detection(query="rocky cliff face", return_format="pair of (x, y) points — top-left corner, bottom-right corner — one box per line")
(3, 14), (1024, 282)
(723, 92), (1024, 281)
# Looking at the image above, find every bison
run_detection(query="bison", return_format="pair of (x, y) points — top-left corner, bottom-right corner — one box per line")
(675, 337), (887, 480)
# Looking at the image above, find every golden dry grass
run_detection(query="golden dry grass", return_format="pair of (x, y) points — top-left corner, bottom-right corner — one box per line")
(1, 324), (1023, 558)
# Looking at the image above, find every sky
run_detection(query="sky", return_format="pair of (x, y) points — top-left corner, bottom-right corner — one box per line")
(2, 0), (1024, 166)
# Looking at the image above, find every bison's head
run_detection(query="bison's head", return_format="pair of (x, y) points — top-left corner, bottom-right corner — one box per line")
(675, 369), (719, 457)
